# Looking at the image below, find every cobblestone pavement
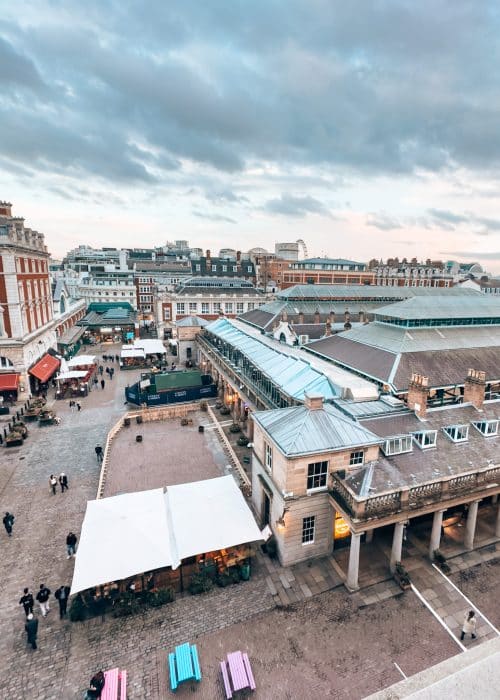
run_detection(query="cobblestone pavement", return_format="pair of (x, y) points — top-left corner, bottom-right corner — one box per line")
(1, 349), (500, 699)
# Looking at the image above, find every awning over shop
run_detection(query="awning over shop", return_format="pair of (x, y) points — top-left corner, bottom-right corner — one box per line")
(57, 371), (88, 381)
(71, 475), (263, 595)
(120, 347), (146, 359)
(67, 355), (96, 368)
(58, 326), (85, 346)
(29, 354), (60, 383)
(0, 373), (20, 391)
(134, 339), (166, 355)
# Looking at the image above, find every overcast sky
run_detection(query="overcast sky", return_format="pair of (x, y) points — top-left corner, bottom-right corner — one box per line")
(2, 1), (500, 270)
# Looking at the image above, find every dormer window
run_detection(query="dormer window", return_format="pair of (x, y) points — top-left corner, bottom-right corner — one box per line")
(412, 430), (437, 449)
(443, 424), (469, 443)
(382, 435), (413, 456)
(472, 420), (499, 437)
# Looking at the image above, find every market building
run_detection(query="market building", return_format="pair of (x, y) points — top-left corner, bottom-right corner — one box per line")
(78, 303), (138, 344)
(52, 280), (86, 359)
(0, 201), (58, 396)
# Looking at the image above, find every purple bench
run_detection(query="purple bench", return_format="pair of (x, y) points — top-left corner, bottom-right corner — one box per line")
(220, 651), (256, 698)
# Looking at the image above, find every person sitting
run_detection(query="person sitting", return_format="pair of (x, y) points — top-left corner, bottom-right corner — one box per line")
(84, 670), (105, 699)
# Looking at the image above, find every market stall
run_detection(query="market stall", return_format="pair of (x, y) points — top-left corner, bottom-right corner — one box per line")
(55, 370), (89, 399)
(120, 346), (146, 369)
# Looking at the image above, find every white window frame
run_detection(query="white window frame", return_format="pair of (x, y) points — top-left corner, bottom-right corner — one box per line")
(382, 435), (413, 456)
(472, 420), (498, 437)
(264, 441), (273, 471)
(236, 302), (244, 314)
(412, 430), (437, 449)
(176, 303), (185, 314)
(349, 450), (364, 466)
(225, 302), (233, 313)
(302, 516), (315, 545)
(201, 302), (210, 314)
(188, 302), (197, 312)
(306, 461), (328, 492)
(443, 424), (469, 443)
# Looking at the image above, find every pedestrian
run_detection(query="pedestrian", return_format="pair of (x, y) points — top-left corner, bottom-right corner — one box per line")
(69, 400), (75, 412)
(76, 402), (81, 412)
(115, 354), (119, 362)
(59, 472), (69, 492)
(95, 445), (103, 463)
(105, 366), (110, 376)
(25, 613), (38, 650)
(98, 365), (103, 376)
(49, 474), (58, 495)
(54, 585), (71, 618)
(84, 670), (106, 699)
(100, 379), (105, 390)
(460, 610), (477, 641)
(19, 587), (34, 617)
(93, 377), (99, 388)
(66, 531), (77, 558)
(36, 584), (51, 617)
(3, 511), (14, 536)
(110, 367), (114, 379)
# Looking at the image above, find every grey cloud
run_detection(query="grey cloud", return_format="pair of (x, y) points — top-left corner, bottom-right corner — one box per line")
(192, 210), (237, 224)
(264, 193), (331, 218)
(366, 213), (402, 231)
(0, 36), (47, 92)
(428, 209), (469, 226)
(205, 189), (249, 205)
(440, 251), (500, 261)
(429, 209), (500, 234)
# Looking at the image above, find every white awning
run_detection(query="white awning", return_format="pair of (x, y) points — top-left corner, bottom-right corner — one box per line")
(71, 489), (171, 595)
(70, 476), (263, 595)
(121, 347), (146, 359)
(133, 339), (166, 355)
(67, 355), (96, 367)
(57, 371), (88, 380)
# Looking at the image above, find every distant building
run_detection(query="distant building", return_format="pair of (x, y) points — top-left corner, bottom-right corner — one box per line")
(190, 250), (255, 282)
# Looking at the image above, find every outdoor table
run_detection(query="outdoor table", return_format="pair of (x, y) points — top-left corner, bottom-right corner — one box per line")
(227, 651), (255, 693)
(168, 642), (202, 691)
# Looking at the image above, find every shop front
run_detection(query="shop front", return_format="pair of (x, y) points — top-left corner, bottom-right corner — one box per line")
(0, 373), (21, 404)
(28, 353), (61, 395)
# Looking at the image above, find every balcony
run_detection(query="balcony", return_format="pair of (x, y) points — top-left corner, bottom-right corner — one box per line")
(330, 464), (500, 522)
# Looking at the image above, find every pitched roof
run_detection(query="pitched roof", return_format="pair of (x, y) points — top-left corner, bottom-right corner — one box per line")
(252, 402), (382, 457)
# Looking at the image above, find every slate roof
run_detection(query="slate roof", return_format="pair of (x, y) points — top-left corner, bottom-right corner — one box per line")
(374, 294), (500, 320)
(175, 316), (209, 328)
(277, 284), (480, 301)
(252, 402), (383, 457)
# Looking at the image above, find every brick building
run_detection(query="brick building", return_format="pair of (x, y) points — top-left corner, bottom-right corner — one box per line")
(0, 202), (58, 394)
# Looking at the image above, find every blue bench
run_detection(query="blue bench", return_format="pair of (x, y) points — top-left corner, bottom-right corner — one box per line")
(169, 642), (202, 691)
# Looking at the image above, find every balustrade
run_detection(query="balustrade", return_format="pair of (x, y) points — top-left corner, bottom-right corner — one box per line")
(408, 481), (442, 508)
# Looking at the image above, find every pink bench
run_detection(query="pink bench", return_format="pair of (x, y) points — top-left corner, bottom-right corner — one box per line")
(221, 651), (256, 698)
(101, 668), (127, 700)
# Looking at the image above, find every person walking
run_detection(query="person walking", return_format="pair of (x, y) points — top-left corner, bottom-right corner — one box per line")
(3, 511), (14, 536)
(59, 473), (69, 493)
(76, 402), (81, 412)
(19, 588), (34, 617)
(49, 474), (58, 495)
(84, 671), (106, 699)
(95, 445), (103, 464)
(25, 613), (38, 650)
(66, 531), (77, 558)
(109, 367), (114, 380)
(36, 584), (51, 617)
(461, 610), (477, 641)
(54, 585), (71, 618)
(98, 365), (103, 376)
(100, 379), (105, 390)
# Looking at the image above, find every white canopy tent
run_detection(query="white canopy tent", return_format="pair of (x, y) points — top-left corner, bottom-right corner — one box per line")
(67, 355), (96, 367)
(57, 371), (88, 381)
(133, 339), (166, 355)
(120, 347), (146, 359)
(71, 476), (263, 595)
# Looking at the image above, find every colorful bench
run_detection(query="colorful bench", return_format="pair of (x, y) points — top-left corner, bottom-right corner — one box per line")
(101, 668), (127, 700)
(220, 651), (256, 698)
(168, 643), (202, 691)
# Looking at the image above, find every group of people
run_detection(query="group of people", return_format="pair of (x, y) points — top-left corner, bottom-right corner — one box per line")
(49, 472), (69, 495)
(20, 583), (71, 648)
(69, 400), (82, 412)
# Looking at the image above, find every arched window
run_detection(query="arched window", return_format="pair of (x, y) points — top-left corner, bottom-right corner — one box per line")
(0, 356), (14, 368)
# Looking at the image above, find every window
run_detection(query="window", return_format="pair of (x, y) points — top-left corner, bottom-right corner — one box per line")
(201, 302), (210, 314)
(232, 265), (237, 272)
(163, 307), (171, 321)
(264, 442), (273, 471)
(213, 302), (221, 312)
(247, 303), (255, 311)
(225, 302), (233, 313)
(349, 450), (364, 466)
(247, 266), (252, 272)
(382, 435), (413, 456)
(176, 303), (185, 314)
(236, 302), (244, 314)
(212, 264), (217, 272)
(443, 425), (469, 443)
(222, 265), (227, 272)
(306, 461), (328, 491)
(472, 420), (498, 437)
(412, 430), (437, 449)
(195, 264), (201, 272)
(302, 516), (315, 544)
(189, 302), (197, 312)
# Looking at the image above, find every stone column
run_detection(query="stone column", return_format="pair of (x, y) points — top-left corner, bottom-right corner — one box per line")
(492, 494), (498, 505)
(390, 522), (405, 573)
(346, 532), (361, 591)
(464, 500), (479, 550)
(429, 509), (444, 559)
(365, 529), (374, 544)
(496, 501), (500, 538)
(332, 509), (337, 551)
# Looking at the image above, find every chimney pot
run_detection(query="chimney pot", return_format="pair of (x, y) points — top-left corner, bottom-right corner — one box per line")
(304, 393), (324, 410)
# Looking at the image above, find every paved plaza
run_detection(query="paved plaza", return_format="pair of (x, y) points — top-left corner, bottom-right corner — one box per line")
(1, 348), (500, 699)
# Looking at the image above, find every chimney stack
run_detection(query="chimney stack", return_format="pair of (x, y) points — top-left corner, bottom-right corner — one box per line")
(325, 321), (332, 337)
(329, 310), (335, 324)
(314, 309), (320, 324)
(463, 368), (486, 409)
(304, 393), (324, 410)
(359, 310), (365, 324)
(282, 310), (288, 322)
(407, 373), (429, 418)
(298, 311), (304, 324)
(206, 249), (211, 265)
(344, 310), (352, 330)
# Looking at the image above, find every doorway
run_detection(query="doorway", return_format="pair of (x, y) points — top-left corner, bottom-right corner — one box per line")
(262, 492), (271, 527)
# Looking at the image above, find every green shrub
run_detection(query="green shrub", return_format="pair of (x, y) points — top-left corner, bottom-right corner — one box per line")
(229, 423), (241, 433)
(69, 594), (86, 622)
(146, 588), (174, 607)
(112, 591), (141, 618)
(215, 572), (232, 588)
(237, 435), (249, 446)
(189, 572), (213, 595)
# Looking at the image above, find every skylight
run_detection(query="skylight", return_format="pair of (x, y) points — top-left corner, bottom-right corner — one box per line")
(472, 420), (499, 437)
(443, 424), (469, 443)
(382, 435), (413, 456)
(412, 430), (437, 449)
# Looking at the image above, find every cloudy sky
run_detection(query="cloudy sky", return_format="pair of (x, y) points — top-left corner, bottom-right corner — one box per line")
(2, 1), (500, 269)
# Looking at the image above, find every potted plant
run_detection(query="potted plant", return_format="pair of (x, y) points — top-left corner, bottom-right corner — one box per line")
(393, 562), (411, 590)
(229, 423), (241, 433)
(433, 550), (451, 574)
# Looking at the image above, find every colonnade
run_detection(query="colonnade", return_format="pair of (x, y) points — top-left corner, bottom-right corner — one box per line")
(344, 496), (500, 591)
